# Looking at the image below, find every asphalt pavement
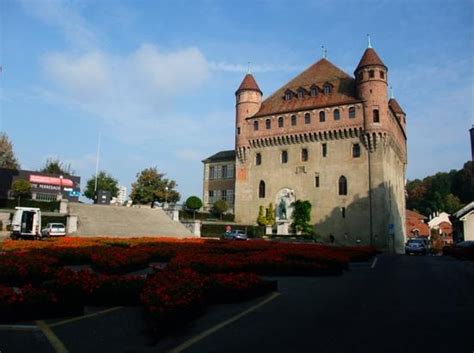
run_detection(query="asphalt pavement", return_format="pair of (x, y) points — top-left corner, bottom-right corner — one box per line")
(1, 254), (473, 353)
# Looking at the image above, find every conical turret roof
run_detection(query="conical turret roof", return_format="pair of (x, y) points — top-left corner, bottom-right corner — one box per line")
(355, 48), (387, 71)
(236, 74), (262, 95)
(389, 98), (405, 115)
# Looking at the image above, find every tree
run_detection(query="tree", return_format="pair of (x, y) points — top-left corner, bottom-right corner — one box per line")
(130, 167), (180, 206)
(266, 203), (276, 226)
(84, 171), (119, 200)
(291, 200), (313, 235)
(257, 205), (267, 226)
(185, 196), (202, 219)
(0, 133), (20, 169)
(40, 158), (74, 176)
(212, 199), (228, 220)
(443, 193), (463, 214)
(11, 179), (31, 205)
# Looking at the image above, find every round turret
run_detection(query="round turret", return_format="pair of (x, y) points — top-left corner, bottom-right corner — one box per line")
(235, 73), (262, 149)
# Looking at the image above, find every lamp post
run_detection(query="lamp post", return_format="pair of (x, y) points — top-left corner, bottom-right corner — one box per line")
(165, 186), (169, 206)
(59, 175), (63, 201)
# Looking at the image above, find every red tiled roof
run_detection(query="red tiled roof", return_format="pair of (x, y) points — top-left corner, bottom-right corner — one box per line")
(253, 58), (360, 117)
(355, 48), (386, 71)
(406, 209), (427, 220)
(236, 74), (262, 94)
(389, 98), (405, 115)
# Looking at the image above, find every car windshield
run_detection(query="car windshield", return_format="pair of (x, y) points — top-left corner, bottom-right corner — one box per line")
(407, 240), (423, 244)
(51, 224), (64, 229)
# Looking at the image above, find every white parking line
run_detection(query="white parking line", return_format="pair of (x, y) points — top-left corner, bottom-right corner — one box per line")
(371, 257), (378, 269)
(168, 292), (281, 353)
(36, 320), (69, 353)
(50, 307), (123, 328)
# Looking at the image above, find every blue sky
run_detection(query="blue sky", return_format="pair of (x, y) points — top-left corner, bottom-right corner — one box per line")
(1, 0), (473, 201)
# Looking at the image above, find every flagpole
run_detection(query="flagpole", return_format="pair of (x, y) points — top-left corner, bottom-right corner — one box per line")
(94, 132), (101, 200)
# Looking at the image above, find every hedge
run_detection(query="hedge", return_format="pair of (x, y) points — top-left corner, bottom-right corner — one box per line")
(179, 210), (234, 222)
(201, 224), (263, 238)
(0, 199), (60, 212)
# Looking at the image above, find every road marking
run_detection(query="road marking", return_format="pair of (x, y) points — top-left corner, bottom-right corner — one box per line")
(50, 306), (123, 327)
(371, 257), (378, 269)
(168, 292), (280, 353)
(36, 320), (69, 353)
(0, 324), (39, 331)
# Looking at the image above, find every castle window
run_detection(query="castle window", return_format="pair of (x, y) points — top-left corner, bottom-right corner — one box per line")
(278, 116), (284, 127)
(222, 165), (228, 178)
(259, 180), (266, 198)
(352, 143), (361, 158)
(221, 190), (227, 201)
(341, 207), (346, 218)
(310, 86), (317, 97)
(285, 92), (292, 101)
(338, 176), (347, 195)
(281, 150), (288, 164)
(358, 72), (364, 81)
(266, 119), (271, 129)
(291, 115), (297, 126)
(323, 84), (332, 94)
(369, 70), (375, 78)
(209, 166), (216, 179)
(237, 127), (241, 135)
(315, 174), (320, 188)
(379, 70), (385, 79)
(301, 148), (308, 162)
(304, 113), (311, 124)
(256, 153), (262, 166)
(349, 107), (356, 119)
(208, 190), (214, 202)
(319, 111), (326, 122)
(254, 120), (259, 131)
(322, 143), (327, 157)
(333, 109), (340, 121)
(373, 109), (380, 123)
(298, 89), (305, 99)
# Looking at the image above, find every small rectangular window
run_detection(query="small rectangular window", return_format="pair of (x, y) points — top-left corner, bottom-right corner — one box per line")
(322, 143), (327, 157)
(301, 148), (308, 162)
(209, 166), (216, 179)
(342, 207), (346, 218)
(222, 165), (228, 178)
(221, 190), (227, 201)
(281, 150), (288, 164)
(352, 144), (361, 158)
(237, 127), (241, 135)
(315, 175), (320, 188)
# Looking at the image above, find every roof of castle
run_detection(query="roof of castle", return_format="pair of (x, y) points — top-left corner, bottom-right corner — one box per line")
(202, 150), (235, 163)
(236, 74), (262, 95)
(389, 98), (405, 115)
(253, 58), (360, 117)
(355, 48), (387, 71)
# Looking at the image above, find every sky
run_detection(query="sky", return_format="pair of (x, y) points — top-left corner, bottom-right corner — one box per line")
(0, 0), (473, 202)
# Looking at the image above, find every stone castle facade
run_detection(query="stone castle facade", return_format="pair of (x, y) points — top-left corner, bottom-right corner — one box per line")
(204, 45), (407, 252)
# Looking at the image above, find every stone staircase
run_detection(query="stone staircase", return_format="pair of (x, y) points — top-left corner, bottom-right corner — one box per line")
(68, 203), (194, 238)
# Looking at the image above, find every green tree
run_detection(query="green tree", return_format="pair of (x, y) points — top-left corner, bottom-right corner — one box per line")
(11, 179), (31, 205)
(0, 133), (20, 169)
(266, 203), (276, 226)
(443, 193), (463, 214)
(291, 200), (313, 235)
(452, 161), (473, 204)
(130, 167), (180, 206)
(212, 199), (228, 220)
(40, 158), (74, 176)
(84, 171), (119, 201)
(185, 196), (202, 219)
(257, 205), (267, 226)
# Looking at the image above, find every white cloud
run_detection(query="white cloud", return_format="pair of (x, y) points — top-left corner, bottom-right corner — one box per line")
(209, 61), (302, 73)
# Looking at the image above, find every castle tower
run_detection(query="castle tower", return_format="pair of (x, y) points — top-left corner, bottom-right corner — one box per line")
(354, 46), (388, 131)
(235, 73), (262, 161)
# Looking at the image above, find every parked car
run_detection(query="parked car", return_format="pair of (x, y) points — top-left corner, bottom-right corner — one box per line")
(222, 229), (248, 241)
(41, 223), (66, 237)
(443, 241), (474, 260)
(405, 238), (427, 255)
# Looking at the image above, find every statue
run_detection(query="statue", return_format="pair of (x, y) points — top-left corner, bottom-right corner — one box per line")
(278, 197), (287, 220)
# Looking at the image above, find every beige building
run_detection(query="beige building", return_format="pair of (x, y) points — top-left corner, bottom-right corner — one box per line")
(205, 44), (407, 252)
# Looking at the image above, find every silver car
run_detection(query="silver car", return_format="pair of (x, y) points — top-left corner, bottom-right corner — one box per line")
(41, 223), (66, 237)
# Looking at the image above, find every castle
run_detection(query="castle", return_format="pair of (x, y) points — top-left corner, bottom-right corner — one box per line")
(203, 43), (407, 252)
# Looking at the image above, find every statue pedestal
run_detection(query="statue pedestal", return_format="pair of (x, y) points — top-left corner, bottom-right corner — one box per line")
(277, 220), (290, 235)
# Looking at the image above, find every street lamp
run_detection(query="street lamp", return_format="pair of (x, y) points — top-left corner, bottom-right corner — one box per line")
(165, 186), (169, 205)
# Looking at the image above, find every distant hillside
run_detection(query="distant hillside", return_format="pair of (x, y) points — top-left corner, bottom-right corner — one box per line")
(406, 161), (473, 216)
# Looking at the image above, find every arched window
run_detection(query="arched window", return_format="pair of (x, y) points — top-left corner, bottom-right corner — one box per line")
(254, 120), (259, 131)
(352, 143), (361, 158)
(310, 86), (318, 97)
(338, 176), (347, 195)
(291, 115), (297, 126)
(319, 111), (326, 122)
(379, 70), (385, 79)
(323, 84), (332, 94)
(265, 119), (271, 129)
(333, 109), (340, 120)
(304, 113), (311, 124)
(348, 107), (356, 119)
(373, 109), (380, 123)
(301, 148), (308, 162)
(369, 70), (375, 78)
(256, 153), (262, 165)
(259, 180), (265, 198)
(281, 150), (288, 164)
(278, 116), (284, 127)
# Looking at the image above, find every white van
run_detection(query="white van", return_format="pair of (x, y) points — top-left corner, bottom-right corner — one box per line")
(11, 207), (42, 240)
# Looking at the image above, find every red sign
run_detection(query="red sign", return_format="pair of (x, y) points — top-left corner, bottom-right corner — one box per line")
(29, 175), (74, 187)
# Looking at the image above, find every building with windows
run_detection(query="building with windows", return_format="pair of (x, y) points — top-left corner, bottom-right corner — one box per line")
(202, 150), (236, 213)
(204, 43), (407, 252)
(111, 185), (128, 205)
